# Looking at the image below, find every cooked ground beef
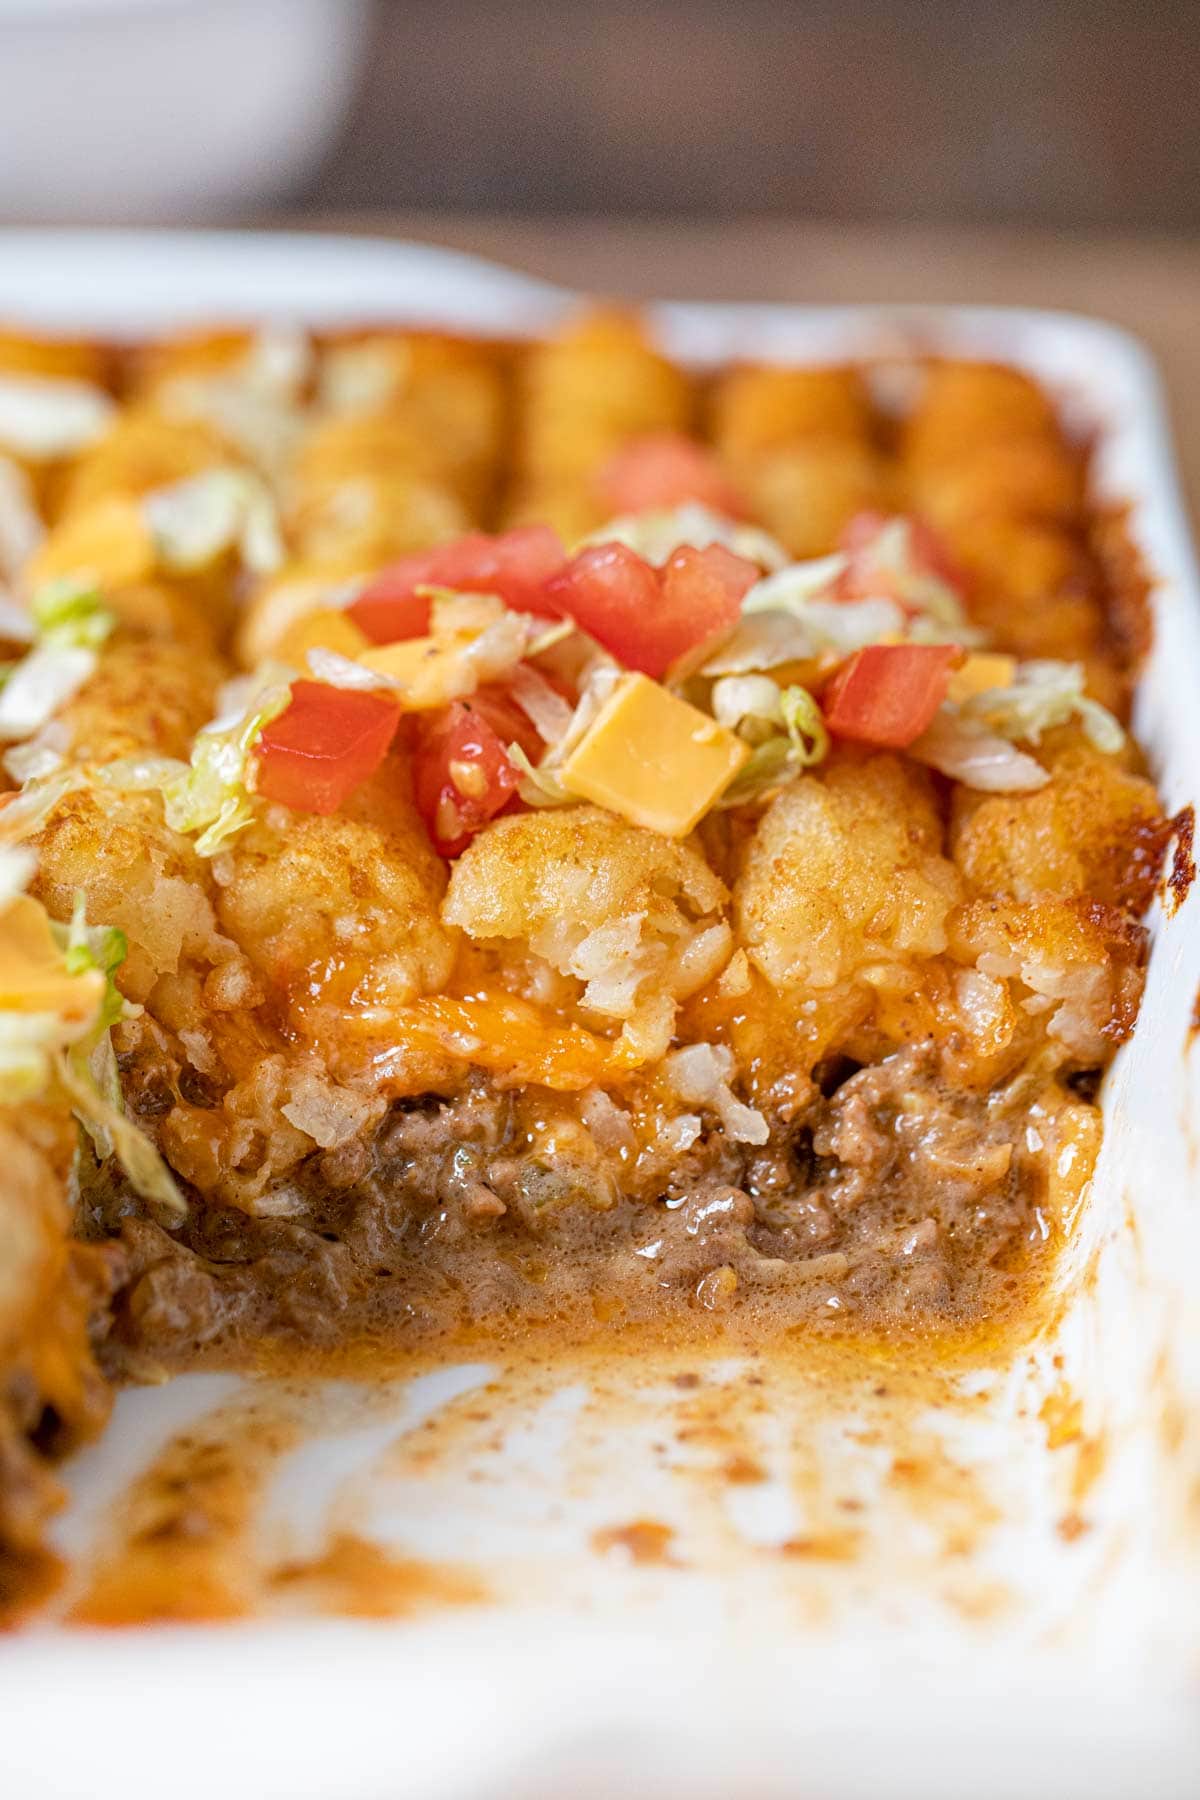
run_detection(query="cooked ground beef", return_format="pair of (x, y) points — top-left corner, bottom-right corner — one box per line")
(84, 1047), (1076, 1369)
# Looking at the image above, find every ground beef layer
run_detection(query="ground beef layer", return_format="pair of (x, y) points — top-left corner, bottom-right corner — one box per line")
(84, 1047), (1097, 1369)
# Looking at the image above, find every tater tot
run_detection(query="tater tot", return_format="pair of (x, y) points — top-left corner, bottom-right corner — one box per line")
(0, 329), (110, 387)
(508, 311), (691, 524)
(709, 364), (873, 461)
(901, 362), (1058, 469)
(950, 743), (1166, 914)
(734, 755), (962, 993)
(217, 766), (456, 1039)
(444, 805), (731, 1056)
(48, 637), (225, 765)
(318, 332), (507, 516)
(736, 437), (888, 558)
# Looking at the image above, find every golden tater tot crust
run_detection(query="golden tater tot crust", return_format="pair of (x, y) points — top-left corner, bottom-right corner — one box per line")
(318, 332), (507, 516)
(710, 364), (874, 459)
(950, 743), (1167, 913)
(735, 755), (962, 992)
(217, 769), (456, 1039)
(709, 363), (885, 557)
(738, 439), (888, 559)
(50, 638), (225, 765)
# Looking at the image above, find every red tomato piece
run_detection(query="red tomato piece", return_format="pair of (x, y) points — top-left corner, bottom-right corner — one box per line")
(413, 685), (545, 857)
(431, 525), (567, 616)
(836, 510), (969, 608)
(464, 685), (545, 764)
(596, 432), (747, 519)
(255, 680), (401, 815)
(347, 564), (435, 645)
(543, 542), (662, 670)
(348, 525), (568, 643)
(545, 540), (755, 678)
(822, 643), (961, 749)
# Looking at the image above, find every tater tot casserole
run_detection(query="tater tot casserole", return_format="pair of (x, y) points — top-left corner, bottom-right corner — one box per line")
(0, 310), (1172, 1599)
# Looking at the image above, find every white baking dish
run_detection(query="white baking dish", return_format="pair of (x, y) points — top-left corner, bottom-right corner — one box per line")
(0, 231), (1197, 1800)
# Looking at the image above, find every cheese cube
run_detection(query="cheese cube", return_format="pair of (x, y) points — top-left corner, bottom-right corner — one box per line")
(560, 672), (748, 838)
(947, 651), (1018, 704)
(358, 634), (477, 709)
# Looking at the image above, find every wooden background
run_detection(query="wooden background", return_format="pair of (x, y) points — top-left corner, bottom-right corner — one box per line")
(305, 0), (1200, 232)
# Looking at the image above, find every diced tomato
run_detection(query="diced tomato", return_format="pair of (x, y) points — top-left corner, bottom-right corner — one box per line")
(347, 525), (568, 643)
(461, 685), (544, 764)
(347, 568), (434, 645)
(822, 643), (961, 749)
(596, 432), (747, 519)
(430, 525), (567, 616)
(544, 539), (755, 678)
(255, 680), (401, 815)
(413, 684), (545, 858)
(835, 510), (969, 608)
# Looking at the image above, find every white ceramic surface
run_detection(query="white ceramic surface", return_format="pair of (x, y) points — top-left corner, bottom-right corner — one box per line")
(0, 232), (1197, 1800)
(0, 2), (370, 223)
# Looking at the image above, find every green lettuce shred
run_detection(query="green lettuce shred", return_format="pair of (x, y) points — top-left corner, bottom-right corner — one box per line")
(162, 674), (291, 856)
(30, 578), (116, 651)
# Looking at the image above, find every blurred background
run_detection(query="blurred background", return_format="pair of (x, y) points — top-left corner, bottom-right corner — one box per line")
(2, 0), (1197, 232)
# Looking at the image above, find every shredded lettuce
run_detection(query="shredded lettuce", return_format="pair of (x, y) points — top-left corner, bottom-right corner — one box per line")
(0, 372), (115, 459)
(143, 470), (283, 577)
(711, 674), (787, 741)
(582, 502), (788, 571)
(0, 581), (115, 744)
(740, 532), (981, 649)
(501, 664), (625, 808)
(0, 456), (44, 581)
(711, 593), (913, 673)
(961, 660), (1125, 754)
(0, 642), (97, 740)
(31, 578), (115, 650)
(305, 646), (395, 691)
(0, 881), (186, 1212)
(909, 708), (1050, 792)
(54, 1048), (185, 1217)
(162, 668), (291, 855)
(506, 740), (574, 807)
(740, 553), (848, 613)
(840, 517), (968, 631)
(716, 737), (796, 807)
(713, 678), (828, 806)
(507, 663), (575, 744)
(57, 891), (129, 1035)
(781, 685), (829, 764)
